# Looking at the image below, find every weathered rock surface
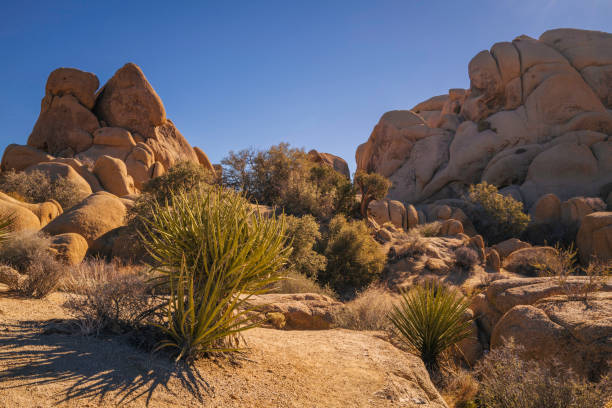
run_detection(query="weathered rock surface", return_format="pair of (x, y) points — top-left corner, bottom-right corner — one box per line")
(368, 199), (408, 230)
(49, 232), (88, 266)
(357, 29), (612, 208)
(4, 63), (209, 200)
(42, 192), (127, 246)
(492, 238), (532, 259)
(576, 211), (612, 262)
(25, 162), (93, 199)
(473, 276), (612, 378)
(308, 150), (351, 179)
(246, 293), (342, 330)
(0, 192), (62, 227)
(0, 199), (41, 232)
(93, 155), (136, 196)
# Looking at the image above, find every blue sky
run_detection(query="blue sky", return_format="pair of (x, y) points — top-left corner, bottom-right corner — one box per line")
(1, 1), (611, 173)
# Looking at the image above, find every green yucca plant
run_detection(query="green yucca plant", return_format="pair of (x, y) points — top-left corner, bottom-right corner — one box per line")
(140, 186), (290, 360)
(388, 282), (472, 372)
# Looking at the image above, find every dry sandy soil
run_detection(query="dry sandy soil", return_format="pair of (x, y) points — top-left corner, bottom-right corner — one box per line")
(0, 288), (446, 408)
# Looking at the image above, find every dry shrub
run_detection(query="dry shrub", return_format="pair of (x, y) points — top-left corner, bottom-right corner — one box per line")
(0, 169), (86, 209)
(0, 230), (64, 297)
(271, 269), (336, 298)
(417, 221), (442, 237)
(63, 258), (153, 335)
(333, 285), (396, 330)
(438, 364), (479, 408)
(454, 247), (479, 271)
(475, 341), (611, 408)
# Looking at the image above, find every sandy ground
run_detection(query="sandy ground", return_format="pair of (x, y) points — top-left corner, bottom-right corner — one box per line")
(0, 289), (446, 408)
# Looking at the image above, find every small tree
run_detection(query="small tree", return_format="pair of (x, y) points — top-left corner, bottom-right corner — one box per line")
(354, 170), (391, 219)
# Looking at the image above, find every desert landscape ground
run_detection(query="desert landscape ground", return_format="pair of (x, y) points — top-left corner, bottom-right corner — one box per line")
(1, 4), (612, 407)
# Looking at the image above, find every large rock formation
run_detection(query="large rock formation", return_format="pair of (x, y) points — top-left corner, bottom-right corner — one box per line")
(357, 29), (612, 208)
(3, 63), (209, 197)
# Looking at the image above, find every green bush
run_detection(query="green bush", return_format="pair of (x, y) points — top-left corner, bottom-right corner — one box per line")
(143, 161), (216, 203)
(466, 182), (530, 244)
(318, 214), (385, 297)
(388, 281), (472, 372)
(221, 143), (354, 220)
(354, 170), (391, 218)
(0, 169), (86, 209)
(282, 214), (326, 278)
(140, 186), (290, 360)
(474, 342), (611, 408)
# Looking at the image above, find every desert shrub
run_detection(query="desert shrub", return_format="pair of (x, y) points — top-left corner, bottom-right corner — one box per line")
(466, 182), (530, 244)
(282, 214), (326, 278)
(64, 259), (152, 335)
(271, 269), (336, 298)
(0, 230), (64, 297)
(474, 342), (611, 408)
(388, 281), (472, 372)
(333, 285), (396, 330)
(454, 247), (479, 271)
(140, 186), (290, 360)
(416, 221), (442, 237)
(318, 214), (386, 297)
(0, 169), (85, 209)
(143, 161), (216, 203)
(354, 170), (392, 218)
(222, 143), (354, 220)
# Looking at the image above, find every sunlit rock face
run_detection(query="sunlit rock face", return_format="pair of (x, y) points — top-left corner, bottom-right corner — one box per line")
(357, 28), (612, 208)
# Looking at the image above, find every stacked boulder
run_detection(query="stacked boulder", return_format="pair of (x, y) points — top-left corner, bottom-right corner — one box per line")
(0, 63), (214, 263)
(357, 29), (612, 209)
(2, 63), (212, 195)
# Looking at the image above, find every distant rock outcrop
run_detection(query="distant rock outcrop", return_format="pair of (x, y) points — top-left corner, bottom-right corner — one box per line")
(2, 63), (208, 195)
(307, 150), (350, 179)
(357, 28), (612, 208)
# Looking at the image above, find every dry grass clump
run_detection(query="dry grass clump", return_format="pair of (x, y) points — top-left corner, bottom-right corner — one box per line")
(0, 230), (64, 297)
(63, 258), (154, 335)
(0, 169), (86, 209)
(332, 285), (396, 330)
(454, 247), (479, 271)
(473, 342), (611, 408)
(416, 221), (442, 237)
(271, 269), (336, 298)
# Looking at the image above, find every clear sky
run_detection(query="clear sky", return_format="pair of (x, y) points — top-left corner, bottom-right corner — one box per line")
(1, 0), (611, 173)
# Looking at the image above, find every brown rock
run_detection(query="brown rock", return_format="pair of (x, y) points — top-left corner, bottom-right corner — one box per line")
(576, 211), (612, 263)
(560, 196), (598, 225)
(485, 248), (501, 272)
(51, 157), (104, 192)
(493, 238), (532, 259)
(0, 192), (62, 227)
(42, 191), (127, 246)
(502, 246), (557, 275)
(194, 146), (215, 172)
(245, 293), (342, 330)
(75, 144), (132, 163)
(49, 233), (88, 266)
(406, 204), (419, 229)
(1, 144), (54, 172)
(92, 127), (136, 147)
(25, 162), (93, 199)
(440, 219), (463, 236)
(0, 199), (41, 232)
(530, 193), (561, 223)
(28, 94), (98, 155)
(455, 309), (483, 366)
(93, 155), (136, 196)
(150, 161), (165, 178)
(145, 121), (199, 170)
(94, 63), (166, 139)
(307, 150), (350, 179)
(45, 67), (99, 109)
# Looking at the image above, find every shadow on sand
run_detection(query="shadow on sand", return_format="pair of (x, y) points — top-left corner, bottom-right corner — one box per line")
(0, 320), (211, 406)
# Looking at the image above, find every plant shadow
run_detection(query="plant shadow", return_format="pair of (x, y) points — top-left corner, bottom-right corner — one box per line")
(0, 320), (212, 406)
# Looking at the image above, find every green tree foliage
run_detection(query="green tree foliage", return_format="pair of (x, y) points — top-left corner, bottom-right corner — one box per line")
(354, 170), (391, 218)
(466, 182), (530, 244)
(140, 186), (290, 360)
(221, 143), (354, 220)
(282, 214), (327, 278)
(388, 282), (472, 372)
(318, 214), (386, 297)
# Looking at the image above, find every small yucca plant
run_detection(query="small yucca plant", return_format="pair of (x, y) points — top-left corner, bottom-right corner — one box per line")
(388, 282), (472, 371)
(140, 186), (290, 361)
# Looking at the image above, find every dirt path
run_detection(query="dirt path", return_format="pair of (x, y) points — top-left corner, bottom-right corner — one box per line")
(0, 290), (446, 407)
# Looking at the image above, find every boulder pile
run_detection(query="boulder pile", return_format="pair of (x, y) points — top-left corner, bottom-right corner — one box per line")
(357, 28), (612, 209)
